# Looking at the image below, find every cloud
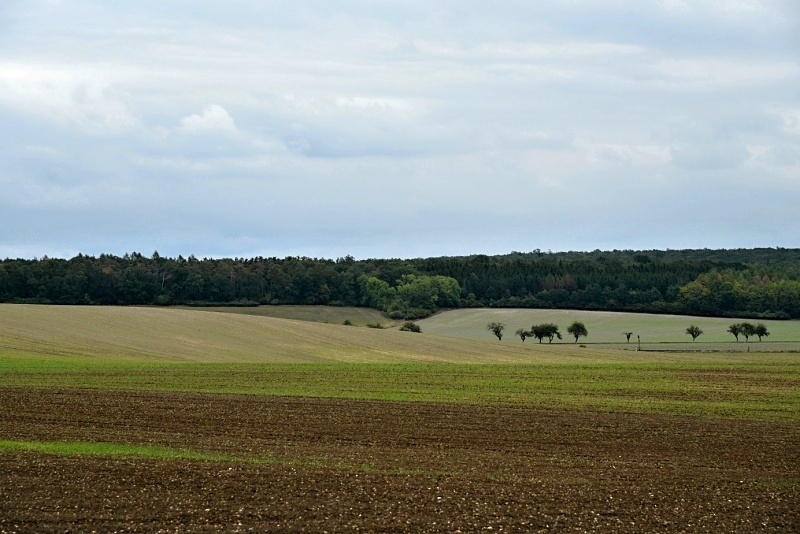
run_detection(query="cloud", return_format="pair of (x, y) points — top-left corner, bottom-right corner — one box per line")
(654, 59), (799, 90)
(414, 40), (646, 60)
(178, 104), (237, 134)
(671, 143), (748, 171)
(659, 0), (766, 14)
(773, 107), (800, 135)
(1, 1), (799, 258)
(586, 143), (673, 166)
(333, 96), (420, 116)
(0, 64), (138, 133)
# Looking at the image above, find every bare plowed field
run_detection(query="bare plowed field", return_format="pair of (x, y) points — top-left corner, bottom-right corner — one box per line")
(1, 388), (798, 532)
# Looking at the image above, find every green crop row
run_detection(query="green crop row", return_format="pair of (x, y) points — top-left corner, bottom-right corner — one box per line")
(0, 439), (427, 476)
(3, 357), (798, 421)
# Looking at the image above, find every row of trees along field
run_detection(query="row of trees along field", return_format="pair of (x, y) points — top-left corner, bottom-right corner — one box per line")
(491, 321), (771, 343)
(2, 248), (800, 319)
(684, 322), (770, 341)
(487, 321), (589, 344)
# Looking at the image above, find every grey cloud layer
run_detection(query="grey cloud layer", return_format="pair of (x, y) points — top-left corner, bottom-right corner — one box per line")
(1, 1), (798, 258)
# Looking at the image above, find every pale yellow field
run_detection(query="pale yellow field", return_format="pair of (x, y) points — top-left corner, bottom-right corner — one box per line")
(181, 305), (394, 327)
(0, 304), (570, 364)
(1, 304), (790, 365)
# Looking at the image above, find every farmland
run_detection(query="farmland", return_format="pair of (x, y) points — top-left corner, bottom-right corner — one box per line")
(183, 304), (394, 327)
(1, 304), (799, 531)
(417, 308), (800, 346)
(195, 304), (800, 349)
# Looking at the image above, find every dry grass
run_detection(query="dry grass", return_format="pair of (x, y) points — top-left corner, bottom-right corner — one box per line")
(181, 304), (395, 327)
(0, 304), (585, 364)
(3, 305), (797, 366)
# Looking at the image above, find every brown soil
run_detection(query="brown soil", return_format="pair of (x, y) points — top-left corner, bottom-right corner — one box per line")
(1, 388), (798, 532)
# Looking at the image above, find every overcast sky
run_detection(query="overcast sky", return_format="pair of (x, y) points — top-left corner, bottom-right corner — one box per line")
(1, 1), (799, 260)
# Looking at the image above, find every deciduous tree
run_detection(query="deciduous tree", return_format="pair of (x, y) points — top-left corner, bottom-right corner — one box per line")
(686, 325), (703, 341)
(530, 324), (547, 343)
(739, 322), (755, 342)
(755, 323), (770, 341)
(727, 323), (741, 342)
(515, 328), (531, 342)
(487, 322), (505, 341)
(544, 323), (562, 343)
(531, 323), (561, 343)
(567, 321), (588, 343)
(623, 332), (633, 343)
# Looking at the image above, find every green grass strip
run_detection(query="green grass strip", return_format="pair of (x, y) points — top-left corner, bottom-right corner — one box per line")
(0, 440), (237, 461)
(0, 440), (430, 476)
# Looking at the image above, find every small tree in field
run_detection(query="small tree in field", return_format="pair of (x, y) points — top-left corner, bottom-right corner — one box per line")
(567, 321), (588, 343)
(515, 328), (531, 342)
(727, 323), (741, 342)
(740, 322), (755, 342)
(534, 323), (561, 343)
(686, 325), (703, 341)
(623, 332), (633, 343)
(545, 323), (562, 343)
(755, 323), (770, 341)
(531, 324), (561, 344)
(487, 322), (505, 341)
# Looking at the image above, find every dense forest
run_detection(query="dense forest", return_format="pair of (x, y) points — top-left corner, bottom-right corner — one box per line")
(2, 248), (800, 319)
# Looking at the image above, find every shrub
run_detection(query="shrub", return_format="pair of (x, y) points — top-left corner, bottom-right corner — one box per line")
(387, 307), (432, 320)
(366, 322), (384, 329)
(342, 319), (353, 326)
(185, 299), (259, 307)
(399, 321), (421, 333)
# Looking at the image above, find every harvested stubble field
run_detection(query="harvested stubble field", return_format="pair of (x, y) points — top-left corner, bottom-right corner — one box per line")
(183, 304), (395, 328)
(1, 305), (799, 532)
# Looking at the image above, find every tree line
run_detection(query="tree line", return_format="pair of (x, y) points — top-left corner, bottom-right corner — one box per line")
(491, 321), (771, 344)
(487, 321), (589, 343)
(1, 248), (799, 319)
(686, 322), (770, 342)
